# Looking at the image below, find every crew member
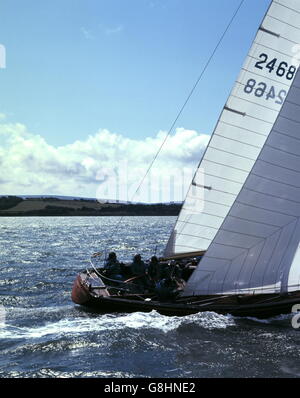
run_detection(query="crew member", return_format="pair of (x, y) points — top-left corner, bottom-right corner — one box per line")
(104, 252), (122, 280)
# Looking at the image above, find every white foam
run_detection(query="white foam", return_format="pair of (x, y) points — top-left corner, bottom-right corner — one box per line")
(0, 310), (236, 340)
(244, 313), (293, 324)
(181, 311), (236, 330)
(0, 305), (6, 328)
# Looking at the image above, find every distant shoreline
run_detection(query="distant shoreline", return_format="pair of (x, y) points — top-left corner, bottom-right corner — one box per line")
(0, 196), (182, 217)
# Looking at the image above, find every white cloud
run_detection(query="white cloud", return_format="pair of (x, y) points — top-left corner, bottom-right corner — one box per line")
(0, 121), (210, 202)
(105, 25), (123, 35)
(80, 27), (94, 40)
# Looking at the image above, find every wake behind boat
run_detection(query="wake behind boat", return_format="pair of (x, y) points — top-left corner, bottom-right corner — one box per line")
(72, 0), (300, 319)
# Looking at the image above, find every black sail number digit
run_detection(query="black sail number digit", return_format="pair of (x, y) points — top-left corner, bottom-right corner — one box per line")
(255, 82), (267, 97)
(287, 66), (297, 80)
(255, 53), (268, 70)
(244, 78), (256, 94)
(276, 90), (287, 105)
(276, 61), (288, 77)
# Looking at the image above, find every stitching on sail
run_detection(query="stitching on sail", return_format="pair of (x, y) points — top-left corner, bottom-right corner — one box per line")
(273, 0), (300, 16)
(241, 65), (291, 87)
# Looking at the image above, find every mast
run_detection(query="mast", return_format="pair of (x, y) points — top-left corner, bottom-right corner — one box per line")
(181, 0), (300, 296)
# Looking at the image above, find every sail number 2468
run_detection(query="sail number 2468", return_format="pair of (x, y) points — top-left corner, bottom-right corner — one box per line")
(243, 79), (286, 105)
(254, 53), (296, 80)
(242, 53), (297, 105)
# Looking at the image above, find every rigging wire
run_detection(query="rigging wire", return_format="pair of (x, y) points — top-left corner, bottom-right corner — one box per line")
(106, 0), (245, 252)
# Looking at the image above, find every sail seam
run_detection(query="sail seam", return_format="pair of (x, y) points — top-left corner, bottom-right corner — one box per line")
(185, 195), (232, 207)
(219, 120), (269, 137)
(276, 220), (299, 291)
(265, 143), (300, 158)
(177, 227), (285, 250)
(180, 209), (285, 229)
(176, 233), (215, 241)
(177, 220), (273, 242)
(201, 170), (245, 185)
(212, 236), (276, 251)
(268, 14), (300, 32)
(259, 158), (300, 174)
(243, 187), (300, 205)
(212, 219), (295, 267)
(189, 184), (237, 197)
(240, 65), (290, 87)
(231, 92), (281, 113)
(248, 229), (283, 291)
(209, 146), (256, 161)
(240, 112), (273, 125)
(228, 213), (289, 228)
(273, 129), (300, 142)
(278, 113), (300, 126)
(214, 133), (262, 149)
(285, 97), (300, 109)
(273, 1), (300, 16)
(263, 29), (299, 45)
(236, 198), (300, 218)
(177, 220), (219, 229)
(203, 157), (251, 173)
(251, 171), (300, 189)
(253, 40), (298, 61)
(204, 254), (244, 261)
(292, 84), (300, 91)
(181, 207), (224, 218)
(231, 251), (250, 294)
(221, 228), (279, 240)
(261, 228), (283, 289)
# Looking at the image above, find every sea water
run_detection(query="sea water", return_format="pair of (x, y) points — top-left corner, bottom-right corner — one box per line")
(0, 216), (299, 378)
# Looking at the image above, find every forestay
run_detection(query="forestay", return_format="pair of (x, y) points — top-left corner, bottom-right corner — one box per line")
(181, 0), (300, 296)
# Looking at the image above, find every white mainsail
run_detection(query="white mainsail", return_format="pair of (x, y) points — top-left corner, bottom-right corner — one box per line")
(165, 0), (300, 259)
(177, 0), (300, 296)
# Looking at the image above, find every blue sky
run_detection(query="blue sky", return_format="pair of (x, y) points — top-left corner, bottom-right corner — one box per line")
(0, 0), (271, 199)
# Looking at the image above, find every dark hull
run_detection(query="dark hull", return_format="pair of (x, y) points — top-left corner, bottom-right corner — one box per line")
(71, 273), (300, 319)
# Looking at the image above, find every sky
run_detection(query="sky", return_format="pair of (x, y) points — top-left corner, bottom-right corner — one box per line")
(0, 0), (271, 202)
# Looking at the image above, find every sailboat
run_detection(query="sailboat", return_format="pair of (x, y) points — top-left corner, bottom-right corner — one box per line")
(72, 0), (300, 318)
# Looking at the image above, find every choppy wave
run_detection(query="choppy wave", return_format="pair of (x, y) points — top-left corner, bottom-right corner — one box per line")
(1, 310), (236, 340)
(1, 216), (300, 378)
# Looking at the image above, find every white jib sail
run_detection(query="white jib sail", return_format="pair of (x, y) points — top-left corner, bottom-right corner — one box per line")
(181, 0), (300, 296)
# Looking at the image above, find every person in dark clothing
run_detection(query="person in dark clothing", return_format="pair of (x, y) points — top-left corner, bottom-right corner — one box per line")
(130, 254), (150, 291)
(104, 252), (122, 280)
(147, 256), (160, 283)
(131, 254), (146, 276)
(154, 276), (184, 301)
